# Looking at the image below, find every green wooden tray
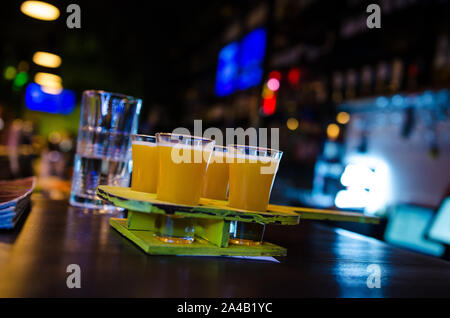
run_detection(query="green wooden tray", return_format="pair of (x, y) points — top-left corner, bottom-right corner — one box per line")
(98, 186), (379, 257)
(97, 186), (300, 225)
(110, 218), (286, 256)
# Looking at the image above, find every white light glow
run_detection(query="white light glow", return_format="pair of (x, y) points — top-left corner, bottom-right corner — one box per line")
(340, 164), (375, 189)
(335, 188), (370, 209)
(335, 155), (391, 214)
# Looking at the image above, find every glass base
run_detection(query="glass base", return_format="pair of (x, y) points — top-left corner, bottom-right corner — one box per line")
(229, 238), (262, 246)
(155, 215), (195, 244)
(70, 193), (123, 213)
(229, 221), (265, 245)
(155, 235), (194, 244)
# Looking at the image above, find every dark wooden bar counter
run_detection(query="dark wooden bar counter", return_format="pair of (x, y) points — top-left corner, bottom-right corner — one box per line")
(0, 197), (449, 298)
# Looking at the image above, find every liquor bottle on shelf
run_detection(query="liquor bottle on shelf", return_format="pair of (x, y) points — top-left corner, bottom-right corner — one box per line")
(390, 59), (404, 94)
(406, 62), (419, 92)
(375, 61), (390, 95)
(360, 65), (373, 97)
(345, 69), (357, 100)
(331, 72), (344, 104)
(432, 34), (450, 86)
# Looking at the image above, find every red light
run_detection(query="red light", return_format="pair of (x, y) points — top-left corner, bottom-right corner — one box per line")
(408, 64), (418, 77)
(262, 96), (276, 115)
(287, 68), (301, 85)
(268, 70), (281, 80)
(267, 78), (280, 91)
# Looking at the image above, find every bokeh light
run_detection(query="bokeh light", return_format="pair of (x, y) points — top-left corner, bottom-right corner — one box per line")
(13, 72), (29, 88)
(32, 51), (62, 68)
(34, 72), (62, 89)
(286, 117), (299, 131)
(267, 78), (280, 91)
(336, 112), (350, 124)
(327, 123), (340, 140)
(268, 70), (281, 80)
(4, 66), (16, 80)
(20, 1), (60, 21)
(287, 68), (301, 85)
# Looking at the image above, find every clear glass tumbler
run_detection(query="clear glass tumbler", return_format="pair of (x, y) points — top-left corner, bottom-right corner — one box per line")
(227, 145), (283, 245)
(70, 90), (142, 210)
(155, 133), (215, 206)
(155, 133), (215, 244)
(202, 145), (231, 201)
(131, 134), (158, 193)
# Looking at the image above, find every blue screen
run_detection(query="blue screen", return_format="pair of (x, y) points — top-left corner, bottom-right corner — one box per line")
(25, 83), (76, 114)
(215, 28), (266, 96)
(428, 197), (450, 245)
(384, 205), (445, 257)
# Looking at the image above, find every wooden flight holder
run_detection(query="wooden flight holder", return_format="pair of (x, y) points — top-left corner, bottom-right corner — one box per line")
(97, 185), (379, 257)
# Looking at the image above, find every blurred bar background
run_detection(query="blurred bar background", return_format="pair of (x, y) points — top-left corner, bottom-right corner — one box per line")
(0, 1), (449, 258)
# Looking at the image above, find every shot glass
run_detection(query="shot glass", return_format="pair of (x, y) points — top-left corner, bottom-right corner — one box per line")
(155, 133), (215, 244)
(227, 145), (282, 245)
(131, 135), (158, 193)
(202, 145), (230, 201)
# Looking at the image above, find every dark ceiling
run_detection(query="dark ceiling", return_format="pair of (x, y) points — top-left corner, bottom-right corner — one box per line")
(0, 0), (255, 119)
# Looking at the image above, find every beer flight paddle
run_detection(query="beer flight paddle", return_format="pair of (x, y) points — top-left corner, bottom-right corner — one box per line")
(97, 185), (378, 257)
(98, 133), (378, 257)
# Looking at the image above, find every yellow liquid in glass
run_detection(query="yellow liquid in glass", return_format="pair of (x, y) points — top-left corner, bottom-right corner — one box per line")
(156, 144), (212, 205)
(228, 156), (279, 212)
(131, 141), (159, 193)
(202, 152), (229, 200)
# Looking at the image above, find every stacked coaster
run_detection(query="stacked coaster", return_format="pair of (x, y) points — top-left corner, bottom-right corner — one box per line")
(0, 177), (36, 229)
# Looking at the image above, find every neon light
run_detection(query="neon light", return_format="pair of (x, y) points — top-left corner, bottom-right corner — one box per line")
(25, 83), (75, 114)
(236, 28), (266, 90)
(215, 28), (266, 96)
(262, 96), (276, 116)
(287, 68), (301, 85)
(268, 70), (281, 80)
(215, 42), (239, 96)
(267, 78), (280, 91)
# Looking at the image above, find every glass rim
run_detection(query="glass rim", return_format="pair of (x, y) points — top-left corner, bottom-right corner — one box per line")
(156, 132), (214, 144)
(83, 89), (143, 103)
(228, 144), (283, 156)
(131, 134), (156, 142)
(213, 145), (230, 152)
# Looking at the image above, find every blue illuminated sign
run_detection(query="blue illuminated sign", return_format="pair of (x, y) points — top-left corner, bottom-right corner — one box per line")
(215, 42), (240, 97)
(215, 28), (267, 97)
(25, 83), (76, 114)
